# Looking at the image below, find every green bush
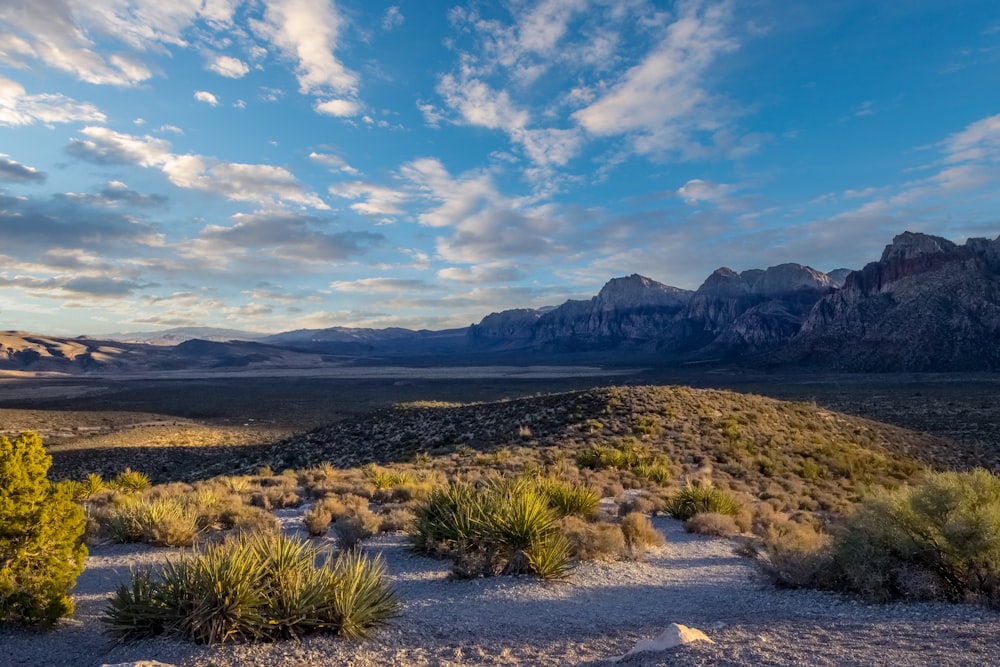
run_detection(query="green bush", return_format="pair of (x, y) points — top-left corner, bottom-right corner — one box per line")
(103, 532), (398, 644)
(109, 468), (151, 493)
(667, 482), (741, 520)
(0, 432), (87, 625)
(410, 477), (573, 579)
(833, 468), (1000, 605)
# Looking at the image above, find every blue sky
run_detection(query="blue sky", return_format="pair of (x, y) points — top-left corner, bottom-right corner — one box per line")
(1, 0), (998, 335)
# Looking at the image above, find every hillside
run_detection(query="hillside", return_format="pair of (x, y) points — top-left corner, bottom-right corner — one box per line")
(220, 385), (972, 519)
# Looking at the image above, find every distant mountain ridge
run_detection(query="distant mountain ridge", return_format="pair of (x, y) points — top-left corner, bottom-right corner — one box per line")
(6, 230), (999, 374)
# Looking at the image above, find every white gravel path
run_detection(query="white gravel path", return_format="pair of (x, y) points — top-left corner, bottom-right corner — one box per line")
(3, 517), (999, 666)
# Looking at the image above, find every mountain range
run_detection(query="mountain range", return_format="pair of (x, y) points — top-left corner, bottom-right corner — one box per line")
(3, 230), (999, 374)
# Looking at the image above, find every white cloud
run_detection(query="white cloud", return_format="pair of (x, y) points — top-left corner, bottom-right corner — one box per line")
(252, 0), (357, 96)
(572, 0), (741, 159)
(330, 277), (431, 293)
(314, 98), (361, 117)
(0, 0), (240, 86)
(677, 179), (731, 204)
(208, 54), (250, 78)
(328, 181), (406, 216)
(437, 263), (525, 283)
(436, 75), (582, 167)
(944, 113), (1000, 164)
(0, 153), (46, 183)
(194, 90), (220, 106)
(194, 209), (383, 262)
(309, 151), (358, 174)
(0, 75), (106, 126)
(67, 126), (329, 209)
(400, 157), (567, 263)
(382, 6), (404, 31)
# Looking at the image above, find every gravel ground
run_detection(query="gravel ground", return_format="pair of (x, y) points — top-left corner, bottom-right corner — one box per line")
(3, 516), (999, 667)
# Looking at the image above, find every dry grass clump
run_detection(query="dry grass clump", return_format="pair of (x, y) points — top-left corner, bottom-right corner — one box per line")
(620, 512), (665, 560)
(559, 515), (626, 561)
(684, 512), (742, 538)
(85, 472), (281, 546)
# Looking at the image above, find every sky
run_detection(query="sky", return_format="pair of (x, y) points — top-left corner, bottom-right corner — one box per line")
(1, 0), (999, 336)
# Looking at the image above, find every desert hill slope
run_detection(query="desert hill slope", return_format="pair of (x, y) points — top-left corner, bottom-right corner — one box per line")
(223, 385), (976, 518)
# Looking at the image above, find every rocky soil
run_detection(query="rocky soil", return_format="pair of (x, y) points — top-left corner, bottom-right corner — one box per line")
(3, 517), (998, 667)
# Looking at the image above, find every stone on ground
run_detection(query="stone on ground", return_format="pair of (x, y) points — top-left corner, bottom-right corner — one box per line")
(618, 623), (714, 659)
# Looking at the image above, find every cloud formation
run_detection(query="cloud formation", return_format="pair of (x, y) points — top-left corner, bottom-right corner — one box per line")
(208, 54), (250, 78)
(195, 209), (384, 262)
(0, 154), (46, 183)
(68, 126), (328, 209)
(0, 75), (106, 126)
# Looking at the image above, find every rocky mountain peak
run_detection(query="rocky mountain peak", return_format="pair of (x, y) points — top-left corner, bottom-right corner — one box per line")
(826, 268), (853, 288)
(695, 267), (750, 297)
(880, 231), (957, 262)
(594, 274), (692, 309)
(751, 263), (832, 297)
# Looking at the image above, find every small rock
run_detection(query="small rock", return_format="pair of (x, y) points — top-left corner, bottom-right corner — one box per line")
(100, 662), (177, 667)
(618, 623), (714, 659)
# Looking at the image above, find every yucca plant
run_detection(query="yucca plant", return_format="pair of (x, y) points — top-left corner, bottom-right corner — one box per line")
(80, 472), (106, 498)
(103, 533), (399, 645)
(541, 480), (600, 518)
(324, 550), (399, 638)
(109, 468), (151, 493)
(527, 533), (574, 580)
(667, 482), (741, 520)
(411, 476), (573, 579)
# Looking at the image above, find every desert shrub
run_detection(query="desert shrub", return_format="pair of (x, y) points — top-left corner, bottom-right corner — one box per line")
(109, 468), (151, 493)
(559, 515), (626, 561)
(541, 480), (600, 518)
(103, 532), (398, 644)
(617, 494), (654, 517)
(667, 482), (741, 520)
(221, 505), (281, 536)
(0, 432), (87, 625)
(745, 516), (835, 589)
(334, 516), (375, 550)
(620, 512), (665, 560)
(683, 512), (741, 538)
(303, 503), (333, 537)
(410, 477), (572, 579)
(378, 507), (415, 533)
(363, 465), (413, 491)
(99, 497), (200, 547)
(832, 468), (1000, 605)
(576, 439), (671, 485)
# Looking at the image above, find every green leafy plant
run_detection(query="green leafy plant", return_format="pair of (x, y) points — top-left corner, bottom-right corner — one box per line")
(0, 432), (87, 625)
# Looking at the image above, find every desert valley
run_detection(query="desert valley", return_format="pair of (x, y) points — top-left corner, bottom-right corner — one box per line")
(2, 231), (1000, 666)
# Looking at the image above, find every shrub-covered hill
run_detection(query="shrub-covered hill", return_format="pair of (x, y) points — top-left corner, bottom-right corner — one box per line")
(206, 385), (966, 518)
